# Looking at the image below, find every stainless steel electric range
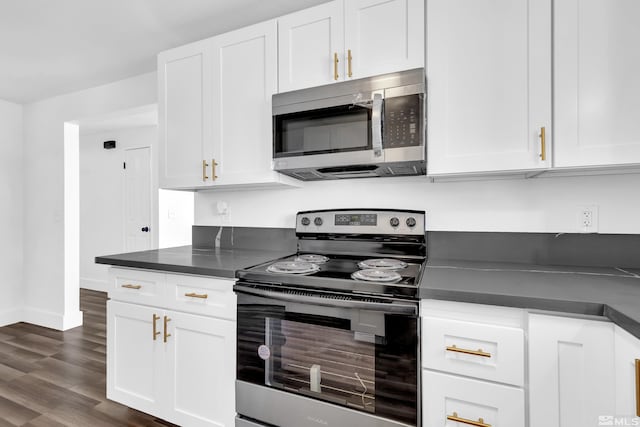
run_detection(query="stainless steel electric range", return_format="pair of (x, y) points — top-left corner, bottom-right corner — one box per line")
(234, 209), (426, 427)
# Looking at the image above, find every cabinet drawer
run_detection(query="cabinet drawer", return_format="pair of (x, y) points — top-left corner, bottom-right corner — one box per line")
(423, 370), (525, 427)
(165, 273), (236, 320)
(109, 268), (165, 305)
(422, 316), (524, 386)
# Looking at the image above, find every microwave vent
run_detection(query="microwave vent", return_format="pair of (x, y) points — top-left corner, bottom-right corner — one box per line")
(291, 170), (325, 180)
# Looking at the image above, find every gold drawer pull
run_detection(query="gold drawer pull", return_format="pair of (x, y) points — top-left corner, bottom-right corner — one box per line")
(447, 412), (491, 427)
(347, 49), (353, 77)
(185, 292), (208, 299)
(539, 126), (546, 161)
(163, 316), (171, 343)
(636, 359), (640, 417)
(333, 52), (339, 80)
(152, 314), (160, 341)
(446, 345), (491, 358)
(121, 284), (141, 290)
(202, 159), (209, 181)
(212, 159), (218, 180)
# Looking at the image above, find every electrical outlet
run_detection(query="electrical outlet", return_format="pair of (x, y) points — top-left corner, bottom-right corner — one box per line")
(577, 205), (599, 233)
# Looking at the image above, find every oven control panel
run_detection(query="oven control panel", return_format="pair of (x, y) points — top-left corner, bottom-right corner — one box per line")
(296, 209), (425, 236)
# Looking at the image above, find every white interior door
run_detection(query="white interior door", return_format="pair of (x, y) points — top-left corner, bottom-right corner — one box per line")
(124, 147), (152, 252)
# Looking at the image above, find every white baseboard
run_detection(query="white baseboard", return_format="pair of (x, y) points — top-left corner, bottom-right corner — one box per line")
(80, 276), (108, 293)
(0, 308), (23, 328)
(22, 307), (84, 331)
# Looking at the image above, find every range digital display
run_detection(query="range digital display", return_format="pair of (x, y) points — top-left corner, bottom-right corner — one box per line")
(335, 214), (377, 226)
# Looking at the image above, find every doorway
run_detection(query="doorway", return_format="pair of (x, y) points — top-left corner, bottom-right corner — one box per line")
(124, 147), (152, 252)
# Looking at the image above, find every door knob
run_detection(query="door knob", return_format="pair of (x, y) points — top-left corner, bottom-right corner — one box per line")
(141, 226), (149, 232)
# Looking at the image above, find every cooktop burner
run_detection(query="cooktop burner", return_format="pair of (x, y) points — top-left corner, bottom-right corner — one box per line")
(266, 261), (320, 275)
(358, 258), (408, 270)
(351, 268), (402, 283)
(294, 254), (329, 264)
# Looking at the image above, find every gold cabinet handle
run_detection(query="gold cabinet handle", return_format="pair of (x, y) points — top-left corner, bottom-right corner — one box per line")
(202, 160), (209, 181)
(334, 52), (339, 81)
(347, 49), (353, 78)
(121, 284), (141, 290)
(163, 316), (171, 343)
(152, 314), (161, 341)
(185, 292), (208, 299)
(211, 159), (218, 180)
(447, 412), (491, 427)
(446, 345), (491, 358)
(635, 358), (640, 417)
(539, 126), (546, 161)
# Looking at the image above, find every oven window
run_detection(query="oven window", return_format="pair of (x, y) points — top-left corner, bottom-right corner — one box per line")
(237, 298), (418, 426)
(274, 104), (372, 157)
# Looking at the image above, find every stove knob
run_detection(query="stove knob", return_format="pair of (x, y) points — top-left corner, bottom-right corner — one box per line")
(314, 217), (323, 226)
(301, 217), (311, 226)
(390, 217), (400, 227)
(406, 217), (417, 228)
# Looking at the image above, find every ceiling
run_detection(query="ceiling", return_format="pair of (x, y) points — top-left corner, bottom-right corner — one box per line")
(0, 0), (329, 104)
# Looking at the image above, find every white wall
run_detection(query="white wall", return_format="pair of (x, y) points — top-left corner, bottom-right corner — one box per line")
(23, 72), (156, 330)
(79, 126), (158, 292)
(159, 189), (194, 248)
(194, 173), (640, 234)
(0, 99), (23, 326)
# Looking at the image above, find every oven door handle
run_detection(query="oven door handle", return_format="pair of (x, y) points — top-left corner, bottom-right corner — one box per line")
(234, 284), (417, 315)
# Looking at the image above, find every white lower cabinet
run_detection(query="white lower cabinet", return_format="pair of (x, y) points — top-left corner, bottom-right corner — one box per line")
(107, 268), (236, 427)
(107, 301), (163, 416)
(421, 300), (526, 426)
(423, 370), (525, 427)
(615, 326), (640, 417)
(528, 313), (616, 427)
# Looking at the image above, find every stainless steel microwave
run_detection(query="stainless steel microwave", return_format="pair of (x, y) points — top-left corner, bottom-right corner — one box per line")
(272, 68), (426, 180)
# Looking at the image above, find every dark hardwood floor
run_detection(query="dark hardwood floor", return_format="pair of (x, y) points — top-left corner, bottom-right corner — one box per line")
(0, 289), (176, 426)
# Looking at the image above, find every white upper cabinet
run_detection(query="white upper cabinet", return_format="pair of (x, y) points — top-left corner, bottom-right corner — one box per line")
(554, 0), (640, 167)
(158, 39), (213, 188)
(278, 1), (344, 92)
(158, 20), (296, 190)
(210, 20), (281, 186)
(278, 0), (424, 92)
(344, 0), (424, 80)
(426, 0), (552, 175)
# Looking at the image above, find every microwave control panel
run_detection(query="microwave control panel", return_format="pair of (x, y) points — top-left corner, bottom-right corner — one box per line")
(383, 94), (423, 148)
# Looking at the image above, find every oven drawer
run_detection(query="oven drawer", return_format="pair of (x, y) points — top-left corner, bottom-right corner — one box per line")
(422, 370), (525, 427)
(422, 316), (525, 386)
(165, 273), (236, 320)
(109, 267), (164, 306)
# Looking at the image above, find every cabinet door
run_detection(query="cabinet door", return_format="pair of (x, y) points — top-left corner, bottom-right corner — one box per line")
(426, 0), (552, 174)
(278, 1), (344, 92)
(211, 20), (278, 185)
(344, 0), (423, 80)
(529, 314), (615, 427)
(615, 326), (640, 416)
(554, 0), (640, 167)
(423, 370), (525, 427)
(164, 311), (236, 427)
(158, 39), (213, 189)
(107, 301), (165, 417)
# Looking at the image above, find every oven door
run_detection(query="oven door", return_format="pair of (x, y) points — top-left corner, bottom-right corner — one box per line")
(234, 283), (419, 427)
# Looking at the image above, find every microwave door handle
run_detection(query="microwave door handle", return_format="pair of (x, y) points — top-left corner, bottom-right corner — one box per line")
(234, 284), (417, 316)
(372, 93), (383, 157)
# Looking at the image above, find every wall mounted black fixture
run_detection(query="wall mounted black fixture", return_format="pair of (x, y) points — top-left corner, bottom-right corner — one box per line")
(103, 140), (116, 149)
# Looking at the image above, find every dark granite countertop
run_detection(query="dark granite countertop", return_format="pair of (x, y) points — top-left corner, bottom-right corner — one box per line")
(95, 245), (293, 279)
(420, 259), (640, 339)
